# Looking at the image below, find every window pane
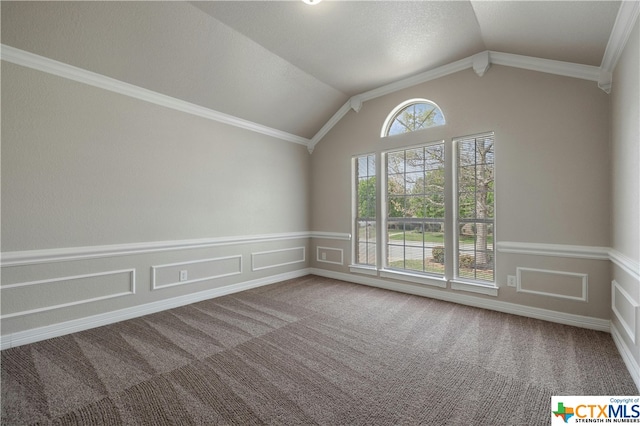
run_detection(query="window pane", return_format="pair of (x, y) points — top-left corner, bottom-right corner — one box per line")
(387, 151), (405, 174)
(387, 175), (404, 196)
(457, 222), (494, 282)
(386, 100), (446, 136)
(405, 172), (422, 194)
(385, 143), (445, 277)
(388, 196), (406, 218)
(358, 176), (376, 219)
(456, 134), (495, 283)
(355, 154), (376, 267)
(357, 157), (368, 178)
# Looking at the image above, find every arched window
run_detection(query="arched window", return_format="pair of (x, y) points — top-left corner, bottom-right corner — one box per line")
(381, 99), (445, 137)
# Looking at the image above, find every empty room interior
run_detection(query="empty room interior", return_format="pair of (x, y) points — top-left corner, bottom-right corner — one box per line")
(2, 1), (640, 424)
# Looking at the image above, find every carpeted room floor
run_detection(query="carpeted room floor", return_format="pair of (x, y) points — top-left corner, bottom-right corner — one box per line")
(2, 275), (637, 425)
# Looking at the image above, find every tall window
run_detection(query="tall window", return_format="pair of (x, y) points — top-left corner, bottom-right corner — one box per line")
(455, 133), (495, 283)
(354, 154), (376, 266)
(381, 99), (445, 137)
(352, 98), (495, 288)
(386, 143), (446, 275)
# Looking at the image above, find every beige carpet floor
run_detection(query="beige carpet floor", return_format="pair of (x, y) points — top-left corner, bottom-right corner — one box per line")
(2, 275), (637, 425)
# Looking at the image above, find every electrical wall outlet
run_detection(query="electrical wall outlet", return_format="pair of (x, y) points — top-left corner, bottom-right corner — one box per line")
(507, 275), (516, 287)
(321, 252), (327, 260)
(179, 270), (188, 282)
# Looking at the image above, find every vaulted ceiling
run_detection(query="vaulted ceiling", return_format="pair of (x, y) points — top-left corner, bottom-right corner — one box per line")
(0, 1), (626, 146)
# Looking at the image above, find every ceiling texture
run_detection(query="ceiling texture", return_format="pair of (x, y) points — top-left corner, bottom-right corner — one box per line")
(1, 1), (632, 150)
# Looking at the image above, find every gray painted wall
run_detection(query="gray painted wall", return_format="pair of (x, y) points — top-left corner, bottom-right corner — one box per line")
(610, 18), (640, 378)
(1, 61), (311, 340)
(310, 64), (613, 319)
(1, 4), (638, 385)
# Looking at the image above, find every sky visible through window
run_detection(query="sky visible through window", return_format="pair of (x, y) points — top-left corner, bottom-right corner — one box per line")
(387, 102), (445, 136)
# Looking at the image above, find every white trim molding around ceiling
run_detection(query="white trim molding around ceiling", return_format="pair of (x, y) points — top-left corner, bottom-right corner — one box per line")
(598, 0), (640, 93)
(0, 44), (311, 147)
(3, 2), (636, 155)
(307, 50), (601, 153)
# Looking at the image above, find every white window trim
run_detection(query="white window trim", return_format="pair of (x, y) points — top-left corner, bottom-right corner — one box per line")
(452, 132), (496, 285)
(450, 279), (499, 296)
(380, 268), (447, 288)
(381, 140), (448, 279)
(380, 98), (446, 138)
(352, 153), (378, 268)
(349, 264), (379, 276)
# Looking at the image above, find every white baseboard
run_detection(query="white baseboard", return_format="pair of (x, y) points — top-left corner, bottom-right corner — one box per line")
(611, 322), (640, 392)
(310, 268), (611, 332)
(0, 268), (310, 350)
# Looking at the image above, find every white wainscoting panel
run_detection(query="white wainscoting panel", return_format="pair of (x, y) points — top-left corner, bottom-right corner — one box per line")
(0, 269), (135, 319)
(311, 268), (610, 331)
(516, 267), (588, 302)
(612, 280), (639, 344)
(252, 247), (306, 271)
(316, 246), (344, 265)
(1, 269), (310, 350)
(152, 255), (243, 290)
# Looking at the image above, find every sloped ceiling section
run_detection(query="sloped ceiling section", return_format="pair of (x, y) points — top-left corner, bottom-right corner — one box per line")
(0, 1), (628, 149)
(1, 1), (347, 139)
(196, 1), (486, 95)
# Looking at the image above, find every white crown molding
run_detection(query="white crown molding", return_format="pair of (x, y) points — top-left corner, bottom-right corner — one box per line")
(307, 55), (475, 153)
(0, 232), (311, 267)
(598, 70), (614, 94)
(601, 1), (640, 74)
(472, 51), (491, 77)
(599, 0), (640, 93)
(309, 50), (603, 150)
(3, 43), (612, 154)
(488, 51), (600, 82)
(0, 44), (310, 147)
(359, 55), (475, 103)
(309, 101), (352, 153)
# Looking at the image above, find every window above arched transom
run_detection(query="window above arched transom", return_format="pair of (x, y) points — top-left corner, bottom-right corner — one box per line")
(381, 99), (445, 137)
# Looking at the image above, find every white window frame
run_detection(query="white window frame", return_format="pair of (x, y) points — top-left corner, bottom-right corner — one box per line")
(350, 153), (378, 275)
(380, 140), (448, 288)
(348, 137), (497, 294)
(380, 98), (446, 138)
(448, 132), (497, 295)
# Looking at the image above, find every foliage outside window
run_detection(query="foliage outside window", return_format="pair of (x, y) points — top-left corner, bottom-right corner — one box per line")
(455, 134), (495, 283)
(353, 98), (495, 287)
(386, 143), (446, 275)
(382, 99), (445, 137)
(355, 154), (376, 266)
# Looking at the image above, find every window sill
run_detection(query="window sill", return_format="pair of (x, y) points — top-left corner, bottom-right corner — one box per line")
(349, 265), (378, 276)
(450, 279), (498, 296)
(380, 269), (447, 288)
